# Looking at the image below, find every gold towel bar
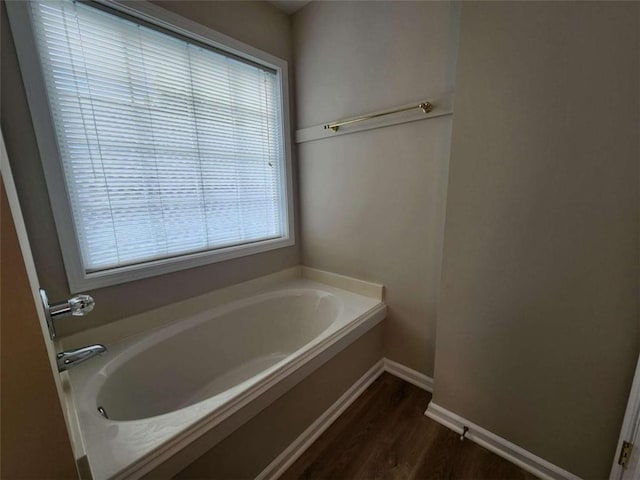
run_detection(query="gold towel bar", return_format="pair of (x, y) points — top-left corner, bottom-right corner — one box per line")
(323, 101), (434, 132)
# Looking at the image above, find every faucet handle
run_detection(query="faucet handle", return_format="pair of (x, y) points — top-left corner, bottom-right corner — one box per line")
(39, 289), (96, 339)
(68, 294), (95, 316)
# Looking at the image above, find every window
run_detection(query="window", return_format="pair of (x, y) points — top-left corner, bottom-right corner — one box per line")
(7, 0), (294, 291)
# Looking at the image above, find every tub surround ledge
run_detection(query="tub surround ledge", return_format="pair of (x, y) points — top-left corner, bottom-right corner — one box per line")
(301, 266), (384, 300)
(60, 266), (383, 350)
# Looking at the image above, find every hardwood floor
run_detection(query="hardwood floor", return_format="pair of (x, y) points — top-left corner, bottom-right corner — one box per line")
(280, 373), (537, 480)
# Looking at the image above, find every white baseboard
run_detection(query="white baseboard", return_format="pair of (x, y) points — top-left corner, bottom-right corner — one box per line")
(256, 359), (385, 480)
(382, 358), (433, 392)
(257, 360), (576, 480)
(425, 402), (581, 480)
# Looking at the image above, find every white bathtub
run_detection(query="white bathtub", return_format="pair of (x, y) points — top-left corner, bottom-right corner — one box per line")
(61, 270), (385, 479)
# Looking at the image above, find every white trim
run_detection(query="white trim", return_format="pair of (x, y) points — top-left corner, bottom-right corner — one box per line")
(5, 0), (296, 293)
(383, 358), (433, 392)
(425, 402), (581, 480)
(295, 92), (454, 144)
(610, 353), (640, 479)
(75, 236), (296, 292)
(256, 360), (385, 480)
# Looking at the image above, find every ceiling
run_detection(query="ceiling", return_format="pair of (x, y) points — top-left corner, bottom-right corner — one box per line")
(267, 0), (311, 15)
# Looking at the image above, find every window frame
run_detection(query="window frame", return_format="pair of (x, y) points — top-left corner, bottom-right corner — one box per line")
(7, 0), (296, 293)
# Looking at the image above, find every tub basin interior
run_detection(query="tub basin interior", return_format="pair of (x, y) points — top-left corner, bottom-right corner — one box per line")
(96, 290), (340, 421)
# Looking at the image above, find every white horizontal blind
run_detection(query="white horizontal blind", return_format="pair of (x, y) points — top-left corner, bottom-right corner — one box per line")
(30, 0), (285, 273)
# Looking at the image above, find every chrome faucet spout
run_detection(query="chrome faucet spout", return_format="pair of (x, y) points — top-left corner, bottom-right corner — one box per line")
(57, 344), (106, 372)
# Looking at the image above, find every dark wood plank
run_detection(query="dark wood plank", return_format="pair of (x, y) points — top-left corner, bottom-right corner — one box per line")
(353, 380), (434, 480)
(282, 373), (538, 480)
(282, 375), (406, 480)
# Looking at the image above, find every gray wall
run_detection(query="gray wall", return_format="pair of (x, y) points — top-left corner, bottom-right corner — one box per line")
(293, 1), (460, 376)
(1, 1), (300, 337)
(432, 2), (640, 478)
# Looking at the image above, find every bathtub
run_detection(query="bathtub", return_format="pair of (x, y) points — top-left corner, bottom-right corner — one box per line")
(60, 269), (386, 479)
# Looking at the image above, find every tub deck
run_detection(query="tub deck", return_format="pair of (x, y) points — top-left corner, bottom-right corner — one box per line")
(60, 269), (385, 479)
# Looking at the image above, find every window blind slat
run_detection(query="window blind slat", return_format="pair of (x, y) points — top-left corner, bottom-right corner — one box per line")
(31, 0), (285, 272)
